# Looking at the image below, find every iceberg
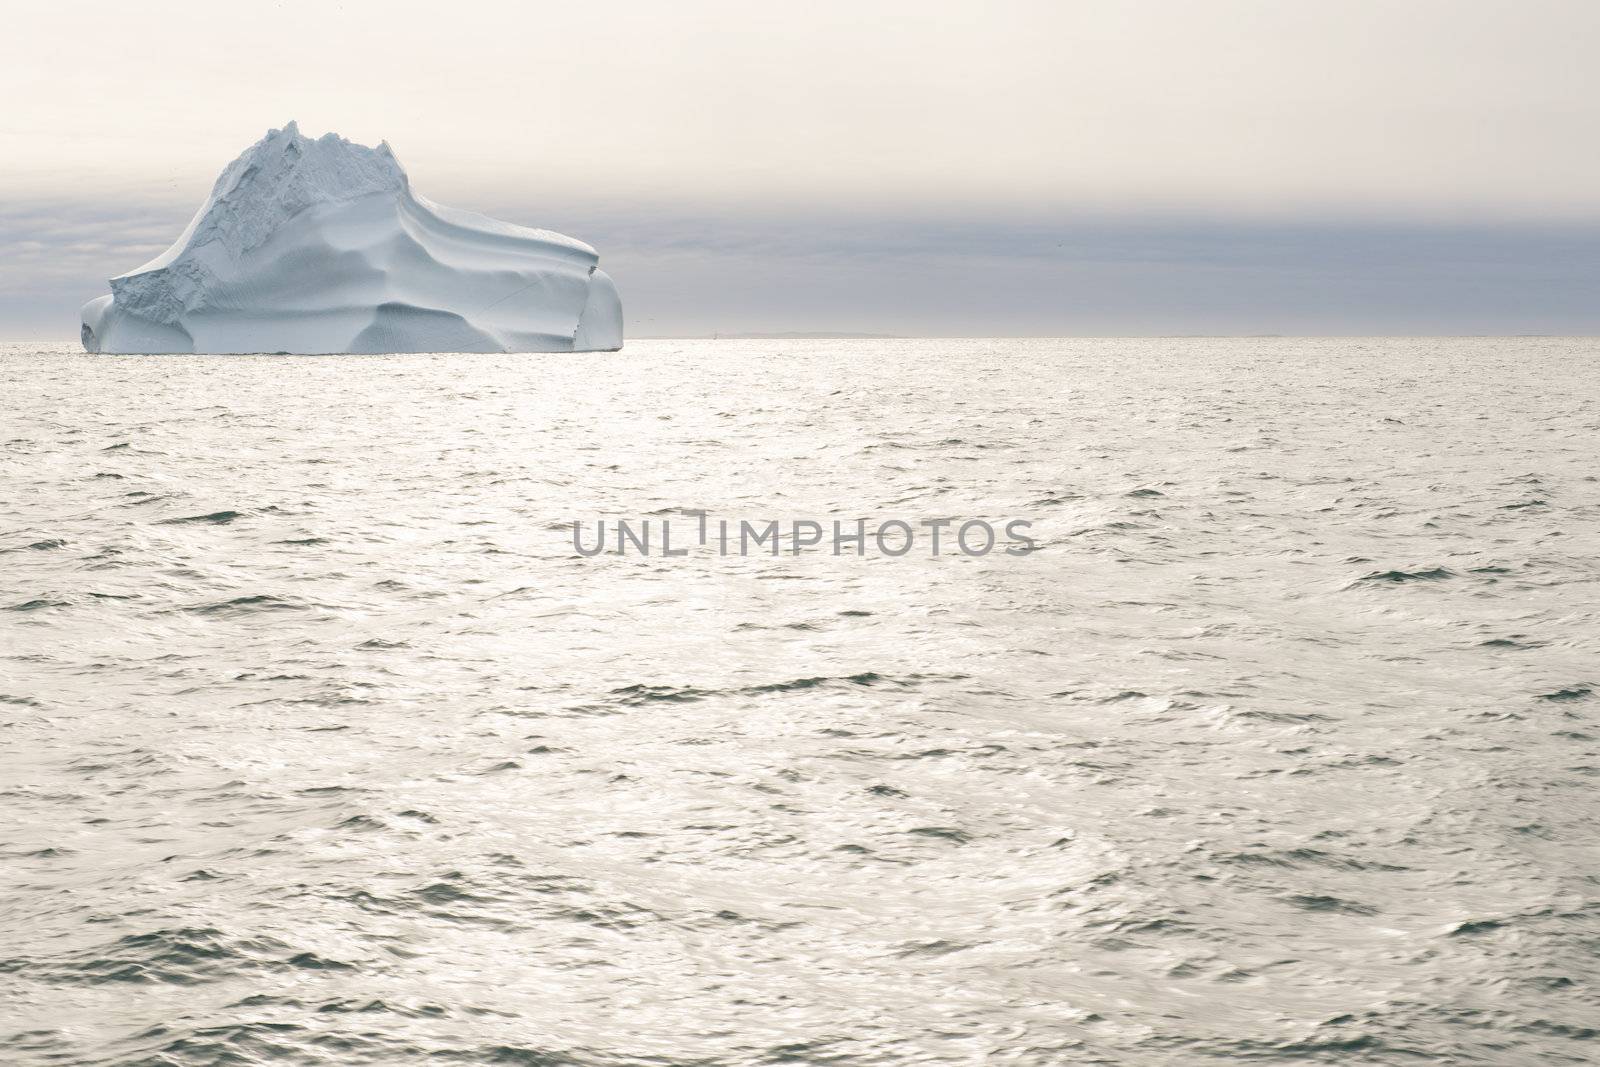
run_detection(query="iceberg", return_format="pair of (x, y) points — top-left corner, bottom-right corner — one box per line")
(80, 122), (622, 354)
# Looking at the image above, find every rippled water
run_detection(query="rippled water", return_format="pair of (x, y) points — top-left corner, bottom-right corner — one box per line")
(3, 338), (1598, 1065)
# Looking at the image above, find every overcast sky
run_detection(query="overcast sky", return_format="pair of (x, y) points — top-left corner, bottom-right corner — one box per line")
(3, 0), (1597, 337)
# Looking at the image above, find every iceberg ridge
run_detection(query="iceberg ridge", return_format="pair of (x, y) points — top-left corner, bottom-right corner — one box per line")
(81, 122), (622, 354)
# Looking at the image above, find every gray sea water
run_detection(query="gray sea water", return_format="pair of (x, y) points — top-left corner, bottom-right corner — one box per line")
(3, 337), (1598, 1066)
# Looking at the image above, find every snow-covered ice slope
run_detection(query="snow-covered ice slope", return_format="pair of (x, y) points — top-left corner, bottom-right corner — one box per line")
(80, 123), (622, 353)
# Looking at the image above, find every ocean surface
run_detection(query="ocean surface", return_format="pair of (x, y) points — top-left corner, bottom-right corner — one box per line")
(2, 337), (1597, 1066)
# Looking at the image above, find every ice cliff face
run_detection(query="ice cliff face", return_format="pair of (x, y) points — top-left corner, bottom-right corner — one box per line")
(80, 122), (622, 353)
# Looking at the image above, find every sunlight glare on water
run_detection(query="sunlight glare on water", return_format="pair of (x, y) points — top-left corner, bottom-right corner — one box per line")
(2, 337), (1598, 1065)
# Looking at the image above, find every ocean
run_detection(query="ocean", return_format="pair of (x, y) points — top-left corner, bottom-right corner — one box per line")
(2, 337), (1597, 1065)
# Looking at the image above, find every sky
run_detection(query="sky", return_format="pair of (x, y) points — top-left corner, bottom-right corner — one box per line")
(2, 0), (1597, 337)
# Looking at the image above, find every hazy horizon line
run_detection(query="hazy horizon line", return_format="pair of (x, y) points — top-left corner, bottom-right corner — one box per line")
(9, 334), (1598, 346)
(8, 198), (1599, 338)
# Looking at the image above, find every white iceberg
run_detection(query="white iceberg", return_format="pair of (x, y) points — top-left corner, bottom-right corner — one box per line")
(81, 122), (622, 354)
